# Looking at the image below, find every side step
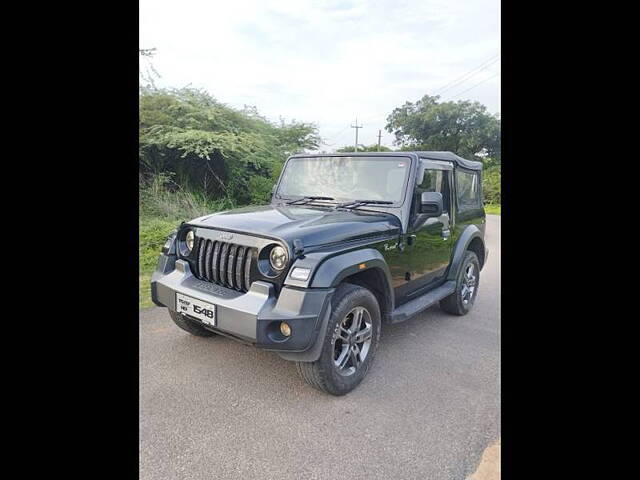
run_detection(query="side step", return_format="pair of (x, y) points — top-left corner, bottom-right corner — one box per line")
(388, 280), (457, 324)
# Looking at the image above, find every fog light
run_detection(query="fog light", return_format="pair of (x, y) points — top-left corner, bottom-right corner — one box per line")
(280, 322), (291, 337)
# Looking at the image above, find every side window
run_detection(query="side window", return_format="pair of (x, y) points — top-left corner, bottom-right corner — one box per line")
(415, 169), (450, 215)
(456, 170), (480, 209)
(421, 170), (443, 193)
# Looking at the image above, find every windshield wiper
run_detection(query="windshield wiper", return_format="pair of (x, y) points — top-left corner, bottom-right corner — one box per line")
(285, 195), (335, 205)
(336, 199), (394, 209)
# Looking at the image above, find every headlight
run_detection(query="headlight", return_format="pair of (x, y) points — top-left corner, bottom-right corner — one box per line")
(185, 230), (195, 253)
(269, 246), (288, 270)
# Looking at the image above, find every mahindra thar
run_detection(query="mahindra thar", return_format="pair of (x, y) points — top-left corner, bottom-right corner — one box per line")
(151, 151), (488, 395)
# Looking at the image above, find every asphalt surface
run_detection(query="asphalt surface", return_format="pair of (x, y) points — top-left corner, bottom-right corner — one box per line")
(140, 215), (500, 480)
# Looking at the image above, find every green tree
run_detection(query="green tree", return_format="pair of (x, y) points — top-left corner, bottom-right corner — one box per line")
(139, 86), (319, 205)
(385, 95), (500, 163)
(336, 144), (393, 152)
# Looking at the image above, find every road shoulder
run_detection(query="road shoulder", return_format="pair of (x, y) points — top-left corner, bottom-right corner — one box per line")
(468, 439), (500, 480)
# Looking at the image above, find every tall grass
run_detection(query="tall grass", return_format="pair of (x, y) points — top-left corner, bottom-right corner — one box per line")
(139, 173), (234, 222)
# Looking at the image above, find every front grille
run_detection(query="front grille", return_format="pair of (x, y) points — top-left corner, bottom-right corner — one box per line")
(192, 237), (256, 293)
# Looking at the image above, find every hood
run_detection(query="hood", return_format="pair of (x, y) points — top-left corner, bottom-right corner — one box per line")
(188, 204), (401, 249)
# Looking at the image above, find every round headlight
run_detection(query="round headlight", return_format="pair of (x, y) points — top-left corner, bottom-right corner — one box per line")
(185, 230), (195, 253)
(269, 246), (288, 270)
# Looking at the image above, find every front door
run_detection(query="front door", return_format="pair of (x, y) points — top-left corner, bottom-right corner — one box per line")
(399, 168), (454, 301)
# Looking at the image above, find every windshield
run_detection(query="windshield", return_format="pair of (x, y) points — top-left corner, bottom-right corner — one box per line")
(276, 156), (411, 204)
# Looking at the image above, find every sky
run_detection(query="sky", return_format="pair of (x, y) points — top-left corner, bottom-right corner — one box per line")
(140, 0), (500, 152)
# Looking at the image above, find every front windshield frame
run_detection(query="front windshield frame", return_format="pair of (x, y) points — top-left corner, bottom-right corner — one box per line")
(274, 155), (414, 208)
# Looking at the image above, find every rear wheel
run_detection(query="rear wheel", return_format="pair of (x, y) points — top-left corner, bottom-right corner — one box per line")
(296, 283), (381, 396)
(169, 310), (217, 337)
(440, 250), (480, 315)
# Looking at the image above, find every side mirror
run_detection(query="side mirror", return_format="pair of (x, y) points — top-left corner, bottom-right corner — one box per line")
(420, 191), (443, 217)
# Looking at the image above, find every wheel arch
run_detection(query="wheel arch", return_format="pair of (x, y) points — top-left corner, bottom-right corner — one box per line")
(446, 225), (486, 281)
(340, 267), (393, 320)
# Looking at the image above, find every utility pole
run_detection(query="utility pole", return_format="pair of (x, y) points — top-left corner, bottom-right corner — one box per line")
(377, 129), (382, 151)
(351, 118), (363, 152)
(139, 48), (157, 57)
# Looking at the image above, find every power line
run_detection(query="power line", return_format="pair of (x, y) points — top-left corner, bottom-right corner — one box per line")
(323, 115), (387, 151)
(320, 125), (351, 150)
(447, 72), (499, 99)
(325, 125), (351, 142)
(433, 53), (498, 93)
(436, 58), (499, 96)
(433, 54), (500, 96)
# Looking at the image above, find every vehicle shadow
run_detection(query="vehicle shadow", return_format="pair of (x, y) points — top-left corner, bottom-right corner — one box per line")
(158, 301), (477, 398)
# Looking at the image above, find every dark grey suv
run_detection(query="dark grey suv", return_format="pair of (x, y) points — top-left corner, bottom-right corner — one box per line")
(151, 151), (488, 395)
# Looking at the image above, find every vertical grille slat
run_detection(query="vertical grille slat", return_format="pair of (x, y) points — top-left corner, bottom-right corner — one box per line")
(190, 236), (256, 293)
(244, 249), (253, 291)
(235, 246), (245, 291)
(211, 241), (221, 283)
(196, 237), (206, 279)
(227, 245), (238, 289)
(204, 240), (214, 281)
(219, 243), (230, 287)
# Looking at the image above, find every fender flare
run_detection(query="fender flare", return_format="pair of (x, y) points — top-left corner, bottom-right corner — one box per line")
(284, 247), (395, 312)
(446, 225), (485, 281)
(312, 248), (392, 285)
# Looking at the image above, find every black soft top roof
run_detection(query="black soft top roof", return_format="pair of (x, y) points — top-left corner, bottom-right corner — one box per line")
(413, 151), (483, 171)
(290, 151), (483, 171)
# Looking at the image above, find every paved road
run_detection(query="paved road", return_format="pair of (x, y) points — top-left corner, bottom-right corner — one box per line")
(140, 215), (500, 480)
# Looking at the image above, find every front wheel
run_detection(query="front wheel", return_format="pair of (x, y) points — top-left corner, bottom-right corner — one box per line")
(296, 283), (381, 396)
(439, 250), (480, 316)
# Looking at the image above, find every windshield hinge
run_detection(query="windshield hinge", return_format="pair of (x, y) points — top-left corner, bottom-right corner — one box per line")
(293, 239), (305, 258)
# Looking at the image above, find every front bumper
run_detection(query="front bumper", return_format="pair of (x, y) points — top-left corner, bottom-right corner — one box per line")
(151, 257), (334, 353)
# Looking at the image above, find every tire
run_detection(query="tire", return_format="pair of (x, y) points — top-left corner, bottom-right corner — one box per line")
(296, 283), (381, 396)
(169, 310), (217, 337)
(440, 250), (480, 316)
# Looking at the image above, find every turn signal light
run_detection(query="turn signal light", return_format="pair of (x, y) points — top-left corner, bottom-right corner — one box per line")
(290, 267), (311, 280)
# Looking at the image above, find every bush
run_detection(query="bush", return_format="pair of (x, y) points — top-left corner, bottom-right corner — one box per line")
(483, 166), (501, 205)
(248, 175), (276, 205)
(139, 216), (178, 274)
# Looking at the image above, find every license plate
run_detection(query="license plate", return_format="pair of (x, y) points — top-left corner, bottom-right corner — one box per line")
(176, 293), (216, 327)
